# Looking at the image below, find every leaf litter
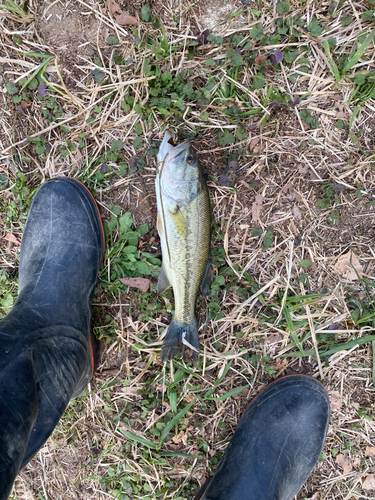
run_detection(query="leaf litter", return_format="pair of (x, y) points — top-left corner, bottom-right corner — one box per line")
(334, 251), (364, 280)
(106, 0), (138, 26)
(118, 277), (150, 292)
(335, 454), (352, 475)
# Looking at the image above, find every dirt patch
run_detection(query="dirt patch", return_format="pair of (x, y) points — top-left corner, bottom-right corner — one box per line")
(37, 0), (103, 88)
(198, 0), (246, 32)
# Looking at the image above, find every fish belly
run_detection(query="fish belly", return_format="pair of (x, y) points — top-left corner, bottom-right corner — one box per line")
(160, 188), (210, 323)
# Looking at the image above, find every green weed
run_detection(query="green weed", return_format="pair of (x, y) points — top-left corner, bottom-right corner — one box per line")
(100, 208), (161, 285)
(0, 270), (17, 319)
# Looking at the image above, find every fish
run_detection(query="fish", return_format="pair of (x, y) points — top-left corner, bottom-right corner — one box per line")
(155, 131), (212, 363)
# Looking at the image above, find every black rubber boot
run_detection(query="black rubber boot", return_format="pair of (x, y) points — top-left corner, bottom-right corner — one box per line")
(0, 178), (104, 499)
(197, 374), (330, 500)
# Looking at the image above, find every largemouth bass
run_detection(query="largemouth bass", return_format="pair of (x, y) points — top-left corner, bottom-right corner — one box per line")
(156, 131), (212, 362)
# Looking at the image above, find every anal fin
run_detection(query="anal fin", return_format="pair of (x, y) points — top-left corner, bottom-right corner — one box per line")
(200, 260), (214, 297)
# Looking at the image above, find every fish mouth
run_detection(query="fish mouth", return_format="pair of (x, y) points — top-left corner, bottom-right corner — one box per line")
(157, 131), (191, 166)
(169, 140), (190, 163)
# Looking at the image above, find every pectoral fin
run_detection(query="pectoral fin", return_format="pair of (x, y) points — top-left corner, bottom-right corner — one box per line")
(200, 260), (214, 297)
(157, 266), (171, 294)
(170, 208), (187, 238)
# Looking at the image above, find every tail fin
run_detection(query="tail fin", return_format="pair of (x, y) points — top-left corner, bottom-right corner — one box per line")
(161, 317), (199, 363)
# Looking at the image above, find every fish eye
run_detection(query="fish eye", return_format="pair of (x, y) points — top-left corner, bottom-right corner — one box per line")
(187, 154), (196, 164)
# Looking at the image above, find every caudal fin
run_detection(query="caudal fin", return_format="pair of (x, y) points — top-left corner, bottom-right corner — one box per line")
(161, 318), (199, 363)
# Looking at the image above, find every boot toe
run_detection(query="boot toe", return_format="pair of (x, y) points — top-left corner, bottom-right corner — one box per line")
(201, 375), (330, 500)
(18, 177), (104, 308)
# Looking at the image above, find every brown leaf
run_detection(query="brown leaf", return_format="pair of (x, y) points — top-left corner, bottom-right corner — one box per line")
(119, 277), (150, 292)
(251, 194), (263, 222)
(3, 233), (21, 245)
(254, 54), (266, 65)
(172, 430), (188, 445)
(233, 387), (249, 399)
(249, 136), (260, 151)
(106, 0), (138, 25)
(336, 454), (352, 475)
(286, 184), (301, 202)
(365, 446), (375, 457)
(328, 389), (341, 411)
(267, 333), (283, 344)
(114, 13), (138, 26)
(335, 111), (349, 119)
(301, 119), (310, 131)
(352, 456), (361, 468)
(106, 0), (119, 14)
(292, 206), (302, 220)
(363, 474), (375, 491)
(274, 357), (288, 371)
(334, 251), (363, 280)
(118, 386), (138, 395)
(289, 219), (297, 235)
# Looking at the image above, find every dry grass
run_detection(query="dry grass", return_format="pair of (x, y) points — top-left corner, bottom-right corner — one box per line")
(1, 0), (375, 498)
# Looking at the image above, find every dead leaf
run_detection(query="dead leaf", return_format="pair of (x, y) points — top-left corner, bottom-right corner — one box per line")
(3, 233), (21, 245)
(270, 214), (283, 224)
(184, 393), (195, 403)
(267, 333), (283, 344)
(282, 182), (301, 202)
(352, 457), (361, 468)
(172, 430), (188, 445)
(335, 111), (349, 119)
(289, 219), (297, 235)
(334, 251), (363, 280)
(249, 136), (260, 151)
(252, 194), (263, 222)
(106, 0), (138, 25)
(274, 357), (288, 371)
(292, 206), (302, 220)
(114, 12), (138, 25)
(336, 454), (352, 475)
(363, 475), (375, 491)
(254, 54), (266, 65)
(365, 446), (375, 457)
(106, 0), (119, 14)
(301, 119), (310, 131)
(328, 390), (341, 411)
(233, 387), (249, 399)
(117, 387), (139, 395)
(119, 277), (150, 292)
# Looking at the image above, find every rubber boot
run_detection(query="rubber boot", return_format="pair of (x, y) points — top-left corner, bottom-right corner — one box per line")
(196, 374), (330, 500)
(0, 178), (104, 499)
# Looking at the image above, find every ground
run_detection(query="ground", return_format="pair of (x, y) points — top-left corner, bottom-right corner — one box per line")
(1, 0), (375, 499)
